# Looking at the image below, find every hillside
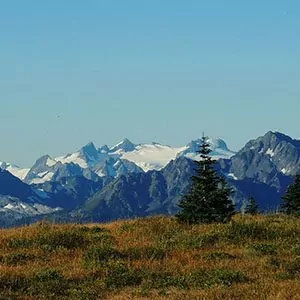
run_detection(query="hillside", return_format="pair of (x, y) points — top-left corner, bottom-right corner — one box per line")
(1, 215), (300, 299)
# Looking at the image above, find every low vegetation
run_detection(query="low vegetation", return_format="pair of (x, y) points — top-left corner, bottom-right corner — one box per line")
(1, 214), (300, 299)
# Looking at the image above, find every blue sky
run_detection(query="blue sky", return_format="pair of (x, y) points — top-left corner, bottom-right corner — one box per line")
(1, 1), (300, 166)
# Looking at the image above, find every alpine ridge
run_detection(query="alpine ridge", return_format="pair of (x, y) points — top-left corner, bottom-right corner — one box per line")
(0, 132), (299, 227)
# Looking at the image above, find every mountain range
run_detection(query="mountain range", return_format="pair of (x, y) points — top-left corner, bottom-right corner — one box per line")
(0, 131), (298, 227)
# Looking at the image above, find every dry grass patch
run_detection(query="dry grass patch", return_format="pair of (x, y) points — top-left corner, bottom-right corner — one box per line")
(1, 214), (300, 299)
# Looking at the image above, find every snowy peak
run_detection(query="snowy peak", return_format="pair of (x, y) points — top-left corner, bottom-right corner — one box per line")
(0, 161), (30, 180)
(110, 138), (136, 153)
(24, 155), (58, 185)
(4, 136), (236, 183)
(228, 131), (300, 182)
(207, 137), (230, 151)
(180, 137), (235, 161)
(79, 142), (100, 162)
(31, 155), (56, 171)
(120, 143), (186, 171)
(99, 145), (110, 153)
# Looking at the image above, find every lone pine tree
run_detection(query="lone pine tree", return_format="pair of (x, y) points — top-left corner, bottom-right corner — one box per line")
(244, 196), (259, 215)
(281, 174), (300, 216)
(177, 135), (235, 224)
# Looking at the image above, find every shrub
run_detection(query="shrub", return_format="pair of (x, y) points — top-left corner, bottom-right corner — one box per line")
(90, 232), (115, 247)
(285, 257), (300, 275)
(156, 229), (220, 251)
(293, 244), (300, 255)
(84, 246), (123, 268)
(210, 268), (249, 286)
(267, 256), (282, 269)
(89, 226), (108, 234)
(143, 271), (188, 290)
(226, 220), (277, 242)
(77, 226), (108, 234)
(0, 274), (28, 293)
(30, 268), (68, 296)
(68, 280), (106, 300)
(190, 268), (248, 288)
(204, 251), (236, 260)
(124, 246), (167, 260)
(250, 243), (278, 255)
(274, 272), (295, 280)
(35, 228), (88, 250)
(105, 262), (142, 289)
(1, 253), (36, 266)
(33, 268), (63, 282)
(6, 238), (34, 249)
(119, 223), (137, 233)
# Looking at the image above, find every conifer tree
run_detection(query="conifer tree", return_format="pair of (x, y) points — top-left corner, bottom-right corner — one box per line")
(176, 135), (235, 224)
(281, 174), (300, 216)
(244, 196), (259, 215)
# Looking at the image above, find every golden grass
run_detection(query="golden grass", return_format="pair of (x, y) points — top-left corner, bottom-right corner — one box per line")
(1, 214), (300, 299)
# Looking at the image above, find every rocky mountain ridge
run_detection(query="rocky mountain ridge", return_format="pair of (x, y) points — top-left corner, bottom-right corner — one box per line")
(0, 131), (299, 227)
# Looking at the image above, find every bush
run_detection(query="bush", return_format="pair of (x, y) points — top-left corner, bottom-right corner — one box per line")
(35, 228), (88, 250)
(143, 271), (188, 290)
(285, 257), (300, 275)
(250, 243), (278, 255)
(33, 268), (63, 282)
(204, 251), (236, 260)
(293, 244), (300, 255)
(267, 256), (282, 269)
(0, 274), (28, 293)
(119, 223), (137, 233)
(30, 268), (68, 296)
(6, 238), (34, 249)
(274, 272), (295, 280)
(226, 220), (278, 242)
(156, 229), (220, 251)
(105, 262), (142, 289)
(78, 226), (108, 234)
(84, 246), (123, 268)
(1, 253), (36, 266)
(89, 232), (115, 247)
(190, 268), (249, 288)
(124, 246), (167, 260)
(68, 280), (106, 300)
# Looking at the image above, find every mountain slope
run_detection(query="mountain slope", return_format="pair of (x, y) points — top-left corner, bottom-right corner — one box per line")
(0, 170), (61, 225)
(0, 161), (29, 180)
(82, 132), (300, 221)
(222, 131), (300, 188)
(1, 131), (300, 227)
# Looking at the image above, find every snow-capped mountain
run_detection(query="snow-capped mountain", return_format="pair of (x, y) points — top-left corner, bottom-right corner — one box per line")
(111, 142), (187, 171)
(2, 131), (300, 227)
(0, 196), (61, 219)
(179, 137), (235, 161)
(0, 169), (61, 225)
(109, 137), (235, 171)
(2, 137), (235, 184)
(222, 131), (300, 188)
(0, 161), (29, 180)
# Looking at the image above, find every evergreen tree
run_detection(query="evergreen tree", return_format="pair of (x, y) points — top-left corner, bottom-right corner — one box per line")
(244, 196), (259, 215)
(281, 174), (300, 216)
(176, 135), (235, 224)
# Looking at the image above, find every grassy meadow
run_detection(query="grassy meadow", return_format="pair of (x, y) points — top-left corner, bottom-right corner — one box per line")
(1, 214), (300, 299)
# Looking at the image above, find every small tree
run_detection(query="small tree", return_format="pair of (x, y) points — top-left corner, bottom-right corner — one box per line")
(281, 174), (300, 216)
(244, 196), (259, 215)
(176, 135), (235, 224)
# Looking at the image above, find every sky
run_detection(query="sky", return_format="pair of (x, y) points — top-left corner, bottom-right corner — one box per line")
(1, 1), (300, 167)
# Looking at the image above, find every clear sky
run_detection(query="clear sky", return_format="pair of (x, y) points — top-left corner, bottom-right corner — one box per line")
(1, 1), (300, 167)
